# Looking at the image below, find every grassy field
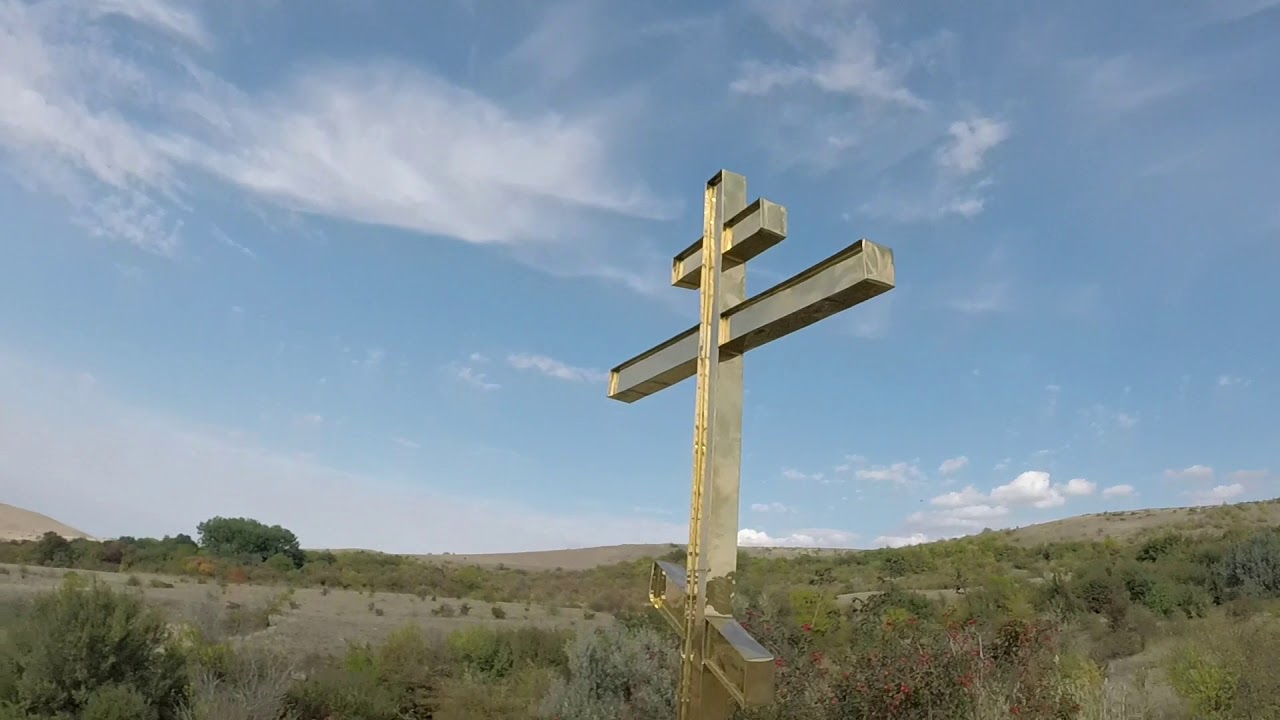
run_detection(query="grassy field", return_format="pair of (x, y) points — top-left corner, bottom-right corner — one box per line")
(0, 563), (610, 661)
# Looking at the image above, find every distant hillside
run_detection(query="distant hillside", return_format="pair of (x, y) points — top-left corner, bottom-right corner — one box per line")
(416, 500), (1280, 571)
(998, 498), (1280, 546)
(0, 503), (92, 542)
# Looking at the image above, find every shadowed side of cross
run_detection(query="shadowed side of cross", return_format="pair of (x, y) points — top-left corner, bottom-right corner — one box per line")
(607, 170), (895, 720)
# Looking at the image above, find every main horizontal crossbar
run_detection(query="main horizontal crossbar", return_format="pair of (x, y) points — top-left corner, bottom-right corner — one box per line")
(671, 198), (788, 289)
(608, 239), (895, 403)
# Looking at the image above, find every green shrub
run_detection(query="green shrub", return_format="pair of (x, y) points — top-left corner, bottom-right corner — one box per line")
(148, 578), (174, 589)
(81, 685), (155, 720)
(286, 666), (404, 720)
(491, 605), (507, 619)
(126, 574), (143, 587)
(537, 624), (677, 719)
(0, 578), (188, 719)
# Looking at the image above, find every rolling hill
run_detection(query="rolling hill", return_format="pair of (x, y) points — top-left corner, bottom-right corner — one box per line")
(5, 498), (1277, 568)
(0, 503), (93, 542)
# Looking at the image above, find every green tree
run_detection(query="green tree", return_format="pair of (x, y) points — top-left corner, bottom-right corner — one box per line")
(30, 532), (72, 567)
(196, 517), (304, 568)
(0, 577), (188, 719)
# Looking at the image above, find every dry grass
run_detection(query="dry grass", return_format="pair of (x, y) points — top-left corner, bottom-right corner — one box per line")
(0, 563), (610, 660)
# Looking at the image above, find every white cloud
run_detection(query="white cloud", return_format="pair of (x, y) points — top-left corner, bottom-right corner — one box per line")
(781, 468), (826, 482)
(732, 7), (924, 109)
(948, 283), (1009, 314)
(931, 485), (985, 508)
(1187, 483), (1245, 506)
(873, 533), (929, 549)
(294, 413), (324, 428)
(855, 461), (923, 485)
(1101, 484), (1137, 498)
(0, 1), (671, 288)
(737, 527), (858, 548)
(1071, 54), (1198, 116)
(989, 471), (1065, 509)
(1228, 469), (1269, 482)
(506, 353), (607, 384)
(750, 502), (790, 513)
(938, 117), (1010, 175)
(1164, 464), (1215, 481)
(1217, 374), (1250, 387)
(1082, 405), (1139, 434)
(938, 455), (969, 475)
(1061, 478), (1097, 496)
(92, 0), (212, 48)
(453, 365), (500, 392)
(0, 352), (685, 552)
(833, 454), (866, 473)
(391, 436), (421, 450)
(908, 504), (1009, 531)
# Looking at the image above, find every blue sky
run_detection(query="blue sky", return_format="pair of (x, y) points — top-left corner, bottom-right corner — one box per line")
(1, 0), (1277, 553)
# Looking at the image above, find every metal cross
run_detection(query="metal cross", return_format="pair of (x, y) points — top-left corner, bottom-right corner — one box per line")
(606, 170), (896, 720)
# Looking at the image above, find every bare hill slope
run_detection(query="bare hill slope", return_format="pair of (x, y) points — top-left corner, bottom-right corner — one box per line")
(0, 503), (92, 541)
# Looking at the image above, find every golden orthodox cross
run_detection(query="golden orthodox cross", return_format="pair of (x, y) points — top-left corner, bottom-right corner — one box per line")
(607, 170), (896, 720)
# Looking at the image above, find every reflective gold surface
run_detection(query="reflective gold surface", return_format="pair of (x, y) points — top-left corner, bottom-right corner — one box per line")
(607, 169), (895, 720)
(608, 239), (895, 403)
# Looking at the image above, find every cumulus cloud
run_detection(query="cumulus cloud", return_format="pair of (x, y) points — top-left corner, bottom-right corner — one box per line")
(1164, 464), (1215, 481)
(931, 485), (986, 508)
(908, 504), (1008, 532)
(1101, 484), (1137, 498)
(1061, 478), (1097, 496)
(737, 527), (858, 548)
(938, 455), (969, 476)
(938, 117), (1010, 175)
(989, 471), (1066, 509)
(1187, 484), (1245, 505)
(0, 352), (685, 552)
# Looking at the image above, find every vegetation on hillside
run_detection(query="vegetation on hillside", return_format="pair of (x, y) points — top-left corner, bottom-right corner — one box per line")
(5, 501), (1280, 717)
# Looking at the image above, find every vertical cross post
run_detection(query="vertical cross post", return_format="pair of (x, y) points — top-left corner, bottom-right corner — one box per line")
(609, 169), (896, 720)
(681, 171), (746, 718)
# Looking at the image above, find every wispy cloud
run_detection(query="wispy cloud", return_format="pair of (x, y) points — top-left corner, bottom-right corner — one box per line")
(1102, 484), (1138, 498)
(855, 461), (924, 485)
(453, 365), (500, 392)
(782, 467), (826, 483)
(949, 283), (1010, 314)
(732, 4), (924, 109)
(750, 502), (791, 513)
(0, 0), (673, 290)
(506, 353), (607, 384)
